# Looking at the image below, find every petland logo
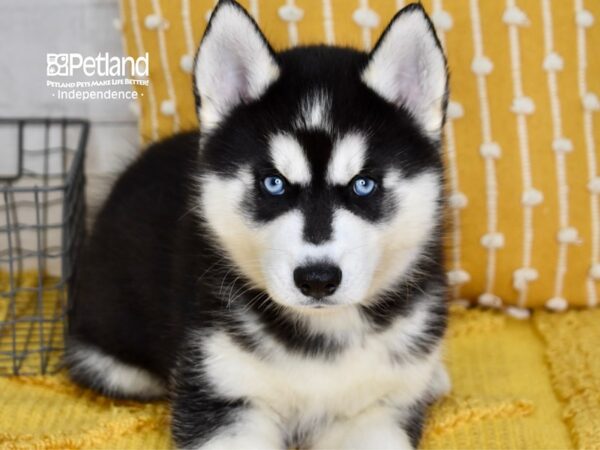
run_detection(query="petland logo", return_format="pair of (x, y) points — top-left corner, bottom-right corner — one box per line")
(46, 52), (149, 101)
(47, 53), (149, 78)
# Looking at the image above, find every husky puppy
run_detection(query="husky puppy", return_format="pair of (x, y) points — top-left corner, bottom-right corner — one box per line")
(66, 1), (450, 448)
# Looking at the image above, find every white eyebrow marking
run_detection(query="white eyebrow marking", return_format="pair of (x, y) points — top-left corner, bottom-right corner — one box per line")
(269, 133), (312, 186)
(295, 90), (332, 132)
(326, 133), (367, 185)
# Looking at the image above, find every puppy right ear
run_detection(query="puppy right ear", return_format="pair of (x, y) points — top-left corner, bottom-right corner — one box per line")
(194, 0), (280, 132)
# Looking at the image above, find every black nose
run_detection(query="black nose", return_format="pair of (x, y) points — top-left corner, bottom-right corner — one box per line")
(293, 264), (342, 299)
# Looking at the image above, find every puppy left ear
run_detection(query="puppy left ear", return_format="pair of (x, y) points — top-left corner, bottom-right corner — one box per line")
(361, 4), (448, 137)
(194, 0), (280, 132)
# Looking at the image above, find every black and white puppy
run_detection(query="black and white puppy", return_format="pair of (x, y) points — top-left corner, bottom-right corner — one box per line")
(66, 1), (450, 448)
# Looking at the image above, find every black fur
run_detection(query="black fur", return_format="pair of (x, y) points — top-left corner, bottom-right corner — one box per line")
(403, 401), (430, 448)
(170, 337), (249, 449)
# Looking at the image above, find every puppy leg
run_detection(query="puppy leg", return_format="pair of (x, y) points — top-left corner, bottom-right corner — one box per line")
(172, 376), (284, 450)
(173, 402), (283, 450)
(312, 404), (424, 450)
(193, 409), (282, 450)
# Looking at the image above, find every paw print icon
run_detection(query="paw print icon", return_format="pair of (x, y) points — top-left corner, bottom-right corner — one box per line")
(47, 54), (69, 76)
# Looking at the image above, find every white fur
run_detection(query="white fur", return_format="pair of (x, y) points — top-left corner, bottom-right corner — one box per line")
(312, 407), (414, 450)
(361, 8), (447, 136)
(68, 344), (166, 398)
(366, 171), (442, 299)
(269, 134), (312, 185)
(198, 168), (267, 291)
(260, 209), (378, 309)
(199, 169), (441, 313)
(326, 133), (367, 185)
(295, 90), (332, 132)
(194, 3), (279, 132)
(198, 300), (445, 447)
(430, 359), (452, 398)
(192, 408), (283, 450)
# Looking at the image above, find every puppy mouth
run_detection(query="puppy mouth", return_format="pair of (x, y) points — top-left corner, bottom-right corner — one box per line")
(295, 297), (349, 310)
(265, 286), (351, 312)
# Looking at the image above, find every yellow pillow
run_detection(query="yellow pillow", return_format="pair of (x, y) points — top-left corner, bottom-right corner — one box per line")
(119, 0), (600, 310)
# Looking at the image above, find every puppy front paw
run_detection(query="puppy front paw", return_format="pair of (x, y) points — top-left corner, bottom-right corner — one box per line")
(312, 408), (415, 450)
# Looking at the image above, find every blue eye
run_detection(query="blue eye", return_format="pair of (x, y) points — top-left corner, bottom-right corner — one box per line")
(352, 177), (377, 197)
(262, 175), (286, 196)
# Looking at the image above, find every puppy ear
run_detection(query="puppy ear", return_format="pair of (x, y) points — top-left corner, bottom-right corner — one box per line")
(361, 4), (448, 138)
(194, 0), (280, 131)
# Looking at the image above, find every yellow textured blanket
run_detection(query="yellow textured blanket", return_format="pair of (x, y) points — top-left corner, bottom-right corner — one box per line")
(1, 308), (598, 449)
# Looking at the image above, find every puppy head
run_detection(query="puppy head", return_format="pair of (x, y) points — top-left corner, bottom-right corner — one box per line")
(194, 1), (448, 311)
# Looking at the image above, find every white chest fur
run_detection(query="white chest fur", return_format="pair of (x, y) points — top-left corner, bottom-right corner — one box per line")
(199, 308), (443, 424)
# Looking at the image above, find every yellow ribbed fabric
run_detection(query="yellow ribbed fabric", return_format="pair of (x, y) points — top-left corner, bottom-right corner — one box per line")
(535, 309), (600, 450)
(0, 375), (170, 450)
(3, 307), (598, 450)
(119, 0), (600, 308)
(422, 307), (573, 449)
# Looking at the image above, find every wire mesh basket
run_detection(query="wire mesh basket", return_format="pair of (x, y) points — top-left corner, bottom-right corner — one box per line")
(0, 118), (88, 375)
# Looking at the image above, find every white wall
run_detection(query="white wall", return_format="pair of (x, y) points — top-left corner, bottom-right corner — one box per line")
(0, 0), (140, 178)
(0, 0), (142, 275)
